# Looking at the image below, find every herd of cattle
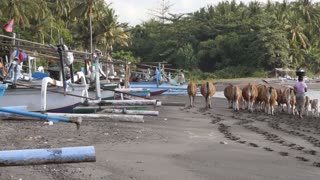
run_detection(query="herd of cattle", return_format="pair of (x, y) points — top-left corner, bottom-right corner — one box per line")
(187, 81), (319, 118)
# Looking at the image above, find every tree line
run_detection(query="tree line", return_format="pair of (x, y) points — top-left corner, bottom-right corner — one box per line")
(1, 0), (320, 79)
(127, 0), (320, 78)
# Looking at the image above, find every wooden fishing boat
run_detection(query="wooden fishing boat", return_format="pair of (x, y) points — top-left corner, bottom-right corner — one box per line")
(130, 82), (188, 96)
(0, 74), (89, 113)
(150, 89), (168, 96)
(0, 34), (91, 113)
(0, 84), (87, 112)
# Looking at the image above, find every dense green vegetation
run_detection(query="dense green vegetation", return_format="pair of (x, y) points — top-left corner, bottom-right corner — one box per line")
(1, 0), (320, 79)
(0, 0), (128, 58)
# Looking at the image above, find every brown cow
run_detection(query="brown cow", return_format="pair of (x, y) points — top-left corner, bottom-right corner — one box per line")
(304, 96), (310, 116)
(256, 84), (268, 112)
(200, 82), (216, 108)
(232, 85), (242, 111)
(281, 86), (296, 114)
(265, 86), (278, 115)
(242, 83), (258, 112)
(187, 81), (197, 107)
(276, 88), (284, 111)
(224, 84), (234, 108)
(310, 99), (319, 118)
(256, 85), (277, 115)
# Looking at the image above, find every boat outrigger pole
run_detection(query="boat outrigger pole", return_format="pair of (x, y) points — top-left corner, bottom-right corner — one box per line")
(0, 107), (82, 130)
(57, 39), (67, 93)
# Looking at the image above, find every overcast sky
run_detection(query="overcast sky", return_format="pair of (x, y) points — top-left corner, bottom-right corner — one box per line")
(107, 0), (302, 26)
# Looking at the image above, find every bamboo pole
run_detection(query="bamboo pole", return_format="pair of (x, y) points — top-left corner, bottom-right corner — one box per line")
(0, 146), (96, 166)
(0, 43), (88, 62)
(0, 34), (49, 47)
(137, 63), (188, 72)
(161, 102), (186, 106)
(73, 105), (153, 110)
(47, 113), (144, 123)
(87, 99), (158, 106)
(108, 88), (154, 100)
(0, 107), (81, 129)
(101, 109), (159, 116)
(114, 88), (144, 92)
(30, 51), (57, 59)
(0, 35), (91, 55)
(0, 43), (55, 53)
(124, 61), (130, 88)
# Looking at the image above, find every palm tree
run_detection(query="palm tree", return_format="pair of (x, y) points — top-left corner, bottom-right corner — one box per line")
(291, 0), (320, 24)
(247, 0), (262, 17)
(46, 0), (74, 22)
(70, 0), (104, 53)
(0, 0), (48, 28)
(94, 6), (129, 50)
(69, 1), (128, 52)
(285, 11), (309, 49)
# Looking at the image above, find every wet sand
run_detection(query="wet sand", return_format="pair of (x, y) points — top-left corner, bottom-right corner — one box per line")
(1, 79), (320, 180)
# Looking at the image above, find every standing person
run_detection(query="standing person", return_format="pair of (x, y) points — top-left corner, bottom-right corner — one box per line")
(0, 57), (4, 78)
(146, 68), (151, 81)
(177, 70), (185, 85)
(180, 70), (185, 84)
(155, 67), (160, 82)
(294, 75), (308, 119)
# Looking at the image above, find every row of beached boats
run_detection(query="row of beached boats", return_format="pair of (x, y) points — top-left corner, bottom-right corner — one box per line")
(0, 34), (189, 115)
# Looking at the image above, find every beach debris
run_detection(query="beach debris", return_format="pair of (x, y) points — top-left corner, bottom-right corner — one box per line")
(0, 146), (96, 166)
(278, 152), (289, 156)
(263, 147), (274, 152)
(237, 140), (246, 144)
(220, 141), (228, 145)
(248, 142), (259, 147)
(44, 121), (54, 126)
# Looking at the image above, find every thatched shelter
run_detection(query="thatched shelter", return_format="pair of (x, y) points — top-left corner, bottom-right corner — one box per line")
(273, 68), (296, 78)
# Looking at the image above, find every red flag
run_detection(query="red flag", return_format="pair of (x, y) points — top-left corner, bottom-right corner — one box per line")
(2, 19), (14, 33)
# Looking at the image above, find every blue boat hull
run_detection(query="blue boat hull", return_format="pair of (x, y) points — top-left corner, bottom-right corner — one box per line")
(130, 82), (188, 95)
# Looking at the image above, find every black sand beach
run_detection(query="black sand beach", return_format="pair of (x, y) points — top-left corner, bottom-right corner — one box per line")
(1, 79), (320, 180)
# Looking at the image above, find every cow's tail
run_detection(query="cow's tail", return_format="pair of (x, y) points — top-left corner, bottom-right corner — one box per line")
(268, 87), (273, 102)
(232, 86), (236, 101)
(206, 82), (210, 98)
(248, 85), (253, 98)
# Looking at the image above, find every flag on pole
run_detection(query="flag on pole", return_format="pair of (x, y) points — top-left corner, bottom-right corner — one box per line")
(2, 19), (14, 33)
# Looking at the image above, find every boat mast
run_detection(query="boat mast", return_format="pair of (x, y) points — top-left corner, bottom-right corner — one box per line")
(57, 38), (67, 93)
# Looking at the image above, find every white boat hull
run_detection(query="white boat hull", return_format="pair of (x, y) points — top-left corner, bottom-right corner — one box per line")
(0, 85), (88, 112)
